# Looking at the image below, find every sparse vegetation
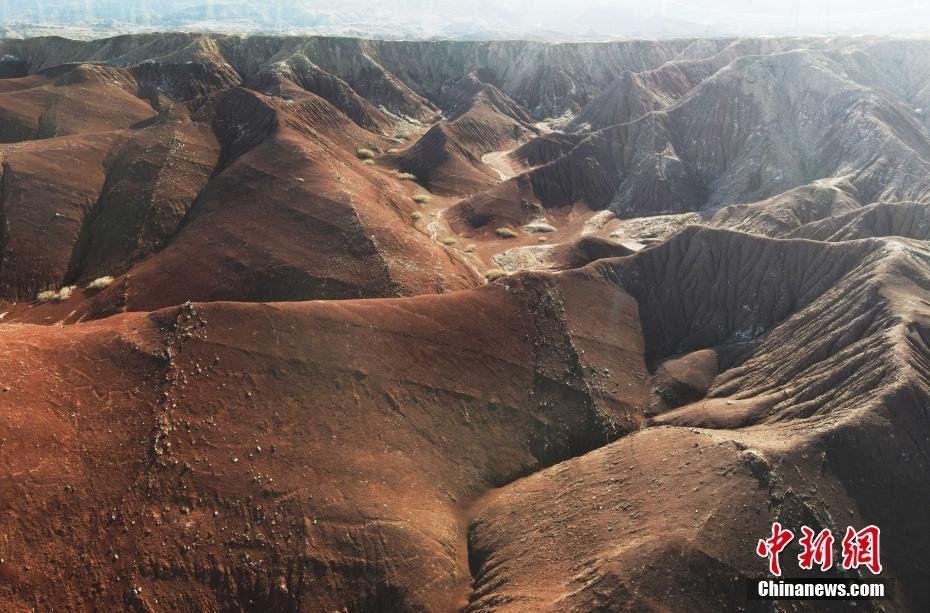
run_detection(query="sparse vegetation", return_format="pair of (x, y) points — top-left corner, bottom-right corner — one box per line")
(37, 285), (76, 303)
(386, 148), (400, 154)
(363, 158), (376, 166)
(441, 237), (457, 246)
(356, 148), (376, 160)
(495, 227), (519, 239)
(413, 193), (432, 204)
(396, 172), (417, 180)
(411, 211), (423, 221)
(484, 268), (508, 281)
(87, 275), (114, 290)
(523, 222), (556, 233)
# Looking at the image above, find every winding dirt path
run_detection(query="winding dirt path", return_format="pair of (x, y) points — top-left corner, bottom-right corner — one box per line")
(481, 148), (518, 181)
(426, 206), (448, 240)
(423, 205), (486, 280)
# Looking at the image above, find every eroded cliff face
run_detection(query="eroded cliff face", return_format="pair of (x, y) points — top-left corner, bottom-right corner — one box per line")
(0, 35), (692, 116)
(6, 34), (930, 224)
(0, 33), (929, 613)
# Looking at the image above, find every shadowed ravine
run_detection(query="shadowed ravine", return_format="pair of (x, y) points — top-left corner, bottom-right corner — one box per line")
(0, 33), (928, 612)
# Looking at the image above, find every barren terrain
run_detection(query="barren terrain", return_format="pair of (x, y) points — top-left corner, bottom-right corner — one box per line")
(0, 34), (928, 612)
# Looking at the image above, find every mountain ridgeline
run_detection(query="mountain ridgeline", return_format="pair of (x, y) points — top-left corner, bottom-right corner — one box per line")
(0, 33), (929, 612)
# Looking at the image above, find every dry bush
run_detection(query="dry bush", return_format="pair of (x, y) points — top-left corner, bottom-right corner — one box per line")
(495, 227), (519, 239)
(87, 276), (114, 290)
(37, 285), (76, 302)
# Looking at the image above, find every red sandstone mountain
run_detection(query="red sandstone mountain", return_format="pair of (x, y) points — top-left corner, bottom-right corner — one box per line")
(0, 33), (928, 613)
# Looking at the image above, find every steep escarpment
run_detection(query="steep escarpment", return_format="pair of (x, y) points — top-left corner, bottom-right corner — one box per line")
(708, 180), (862, 237)
(0, 50), (484, 311)
(0, 63), (156, 142)
(395, 73), (539, 196)
(466, 228), (930, 611)
(0, 112), (218, 300)
(510, 131), (583, 168)
(455, 44), (930, 229)
(5, 35), (930, 228)
(599, 227), (927, 426)
(395, 122), (500, 195)
(787, 201), (930, 241)
(442, 74), (537, 154)
(250, 53), (394, 134)
(467, 427), (841, 612)
(602, 227), (880, 364)
(78, 87), (482, 314)
(0, 35), (692, 118)
(565, 37), (821, 133)
(1, 32), (930, 613)
(0, 271), (647, 611)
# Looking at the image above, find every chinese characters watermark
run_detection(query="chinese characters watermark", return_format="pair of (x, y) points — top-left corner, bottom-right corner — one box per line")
(756, 523), (881, 576)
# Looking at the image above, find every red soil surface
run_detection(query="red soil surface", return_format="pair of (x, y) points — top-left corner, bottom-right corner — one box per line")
(0, 34), (928, 612)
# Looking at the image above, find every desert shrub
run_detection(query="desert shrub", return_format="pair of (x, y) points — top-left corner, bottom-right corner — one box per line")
(413, 194), (432, 204)
(411, 211), (423, 220)
(396, 172), (417, 180)
(464, 244), (477, 253)
(356, 148), (375, 160)
(386, 148), (400, 154)
(495, 227), (519, 239)
(37, 286), (76, 302)
(363, 158), (375, 166)
(484, 268), (508, 281)
(523, 222), (556, 233)
(87, 275), (114, 290)
(441, 237), (457, 246)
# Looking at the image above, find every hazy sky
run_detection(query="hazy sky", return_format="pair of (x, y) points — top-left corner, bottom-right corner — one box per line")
(2, 0), (930, 38)
(657, 0), (930, 34)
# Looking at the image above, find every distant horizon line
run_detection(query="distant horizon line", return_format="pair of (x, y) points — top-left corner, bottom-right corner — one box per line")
(3, 29), (930, 45)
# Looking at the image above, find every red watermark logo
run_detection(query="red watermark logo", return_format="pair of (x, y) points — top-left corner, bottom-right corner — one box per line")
(756, 523), (882, 576)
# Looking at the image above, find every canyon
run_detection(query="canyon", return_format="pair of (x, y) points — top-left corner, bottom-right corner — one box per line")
(0, 33), (927, 611)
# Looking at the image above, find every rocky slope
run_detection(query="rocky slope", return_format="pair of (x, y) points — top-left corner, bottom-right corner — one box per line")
(0, 33), (929, 612)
